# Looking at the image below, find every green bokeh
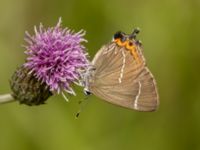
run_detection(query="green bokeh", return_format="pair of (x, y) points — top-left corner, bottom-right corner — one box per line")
(0, 0), (200, 150)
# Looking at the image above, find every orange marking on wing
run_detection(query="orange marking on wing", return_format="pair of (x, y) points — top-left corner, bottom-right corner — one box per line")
(114, 39), (141, 64)
(125, 41), (141, 64)
(114, 38), (128, 47)
(130, 47), (141, 64)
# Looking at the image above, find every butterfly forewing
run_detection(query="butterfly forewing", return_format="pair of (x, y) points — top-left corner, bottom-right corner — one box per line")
(87, 39), (159, 111)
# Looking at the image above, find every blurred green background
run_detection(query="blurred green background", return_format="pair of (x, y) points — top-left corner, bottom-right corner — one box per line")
(0, 0), (200, 150)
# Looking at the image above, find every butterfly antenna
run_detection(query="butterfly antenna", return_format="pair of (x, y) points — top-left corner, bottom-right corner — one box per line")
(75, 95), (90, 119)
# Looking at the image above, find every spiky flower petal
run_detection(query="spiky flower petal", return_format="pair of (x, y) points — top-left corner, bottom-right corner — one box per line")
(24, 18), (89, 94)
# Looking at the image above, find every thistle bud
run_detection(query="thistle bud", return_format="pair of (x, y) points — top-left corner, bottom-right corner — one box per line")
(10, 66), (52, 105)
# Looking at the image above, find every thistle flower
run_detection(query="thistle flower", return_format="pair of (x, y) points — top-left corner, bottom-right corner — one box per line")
(24, 18), (89, 95)
(1, 18), (89, 106)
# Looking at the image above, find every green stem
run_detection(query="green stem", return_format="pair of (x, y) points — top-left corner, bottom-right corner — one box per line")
(0, 94), (15, 104)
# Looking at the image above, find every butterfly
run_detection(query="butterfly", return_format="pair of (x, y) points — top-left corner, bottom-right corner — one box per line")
(82, 29), (159, 111)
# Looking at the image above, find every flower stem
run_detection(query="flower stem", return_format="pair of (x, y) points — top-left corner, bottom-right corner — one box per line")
(0, 94), (15, 104)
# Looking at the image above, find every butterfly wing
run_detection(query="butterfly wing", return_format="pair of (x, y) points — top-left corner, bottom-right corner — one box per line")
(88, 42), (159, 111)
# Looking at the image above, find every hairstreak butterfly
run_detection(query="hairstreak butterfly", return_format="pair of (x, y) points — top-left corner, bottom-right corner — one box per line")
(82, 28), (159, 111)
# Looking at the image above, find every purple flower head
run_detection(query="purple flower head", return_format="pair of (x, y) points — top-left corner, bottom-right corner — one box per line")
(24, 18), (89, 95)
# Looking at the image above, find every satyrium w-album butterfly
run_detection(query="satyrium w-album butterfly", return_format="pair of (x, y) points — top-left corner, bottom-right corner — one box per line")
(82, 28), (159, 111)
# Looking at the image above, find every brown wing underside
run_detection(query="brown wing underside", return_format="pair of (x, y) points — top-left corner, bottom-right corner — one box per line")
(89, 43), (159, 111)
